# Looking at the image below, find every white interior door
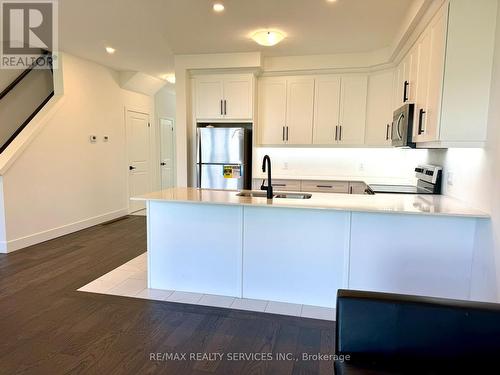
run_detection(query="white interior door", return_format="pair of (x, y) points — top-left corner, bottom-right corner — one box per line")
(126, 110), (151, 213)
(159, 118), (175, 190)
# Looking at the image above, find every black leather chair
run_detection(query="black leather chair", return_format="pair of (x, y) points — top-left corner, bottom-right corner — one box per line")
(335, 289), (500, 374)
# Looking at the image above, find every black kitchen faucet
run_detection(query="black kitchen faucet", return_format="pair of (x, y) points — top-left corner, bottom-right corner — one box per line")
(261, 155), (273, 199)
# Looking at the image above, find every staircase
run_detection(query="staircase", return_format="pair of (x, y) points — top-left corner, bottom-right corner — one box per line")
(0, 51), (54, 154)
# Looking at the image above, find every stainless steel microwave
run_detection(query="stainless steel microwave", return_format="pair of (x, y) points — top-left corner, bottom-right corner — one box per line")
(392, 103), (416, 148)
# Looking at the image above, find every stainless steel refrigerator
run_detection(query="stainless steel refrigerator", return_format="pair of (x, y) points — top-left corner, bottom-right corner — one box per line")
(196, 126), (252, 190)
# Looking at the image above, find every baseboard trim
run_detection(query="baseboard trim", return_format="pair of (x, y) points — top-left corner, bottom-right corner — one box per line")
(2, 208), (129, 253)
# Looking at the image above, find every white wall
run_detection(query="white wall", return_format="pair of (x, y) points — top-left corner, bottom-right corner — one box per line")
(254, 147), (429, 184)
(427, 3), (500, 301)
(1, 53), (154, 252)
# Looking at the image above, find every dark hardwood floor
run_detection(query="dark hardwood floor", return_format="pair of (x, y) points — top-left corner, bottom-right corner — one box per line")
(0, 215), (335, 375)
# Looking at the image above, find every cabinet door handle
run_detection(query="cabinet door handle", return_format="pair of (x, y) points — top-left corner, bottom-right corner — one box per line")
(282, 126), (285, 142)
(273, 183), (286, 187)
(418, 109), (426, 135)
(220, 100), (223, 115)
(286, 126), (289, 141)
(403, 80), (409, 102)
(386, 124), (390, 140)
(335, 126), (338, 141)
(224, 100), (227, 115)
(339, 125), (342, 141)
(317, 185), (333, 188)
(349, 186), (353, 194)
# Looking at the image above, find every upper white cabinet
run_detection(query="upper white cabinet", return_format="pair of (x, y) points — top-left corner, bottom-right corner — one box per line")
(410, 0), (497, 147)
(195, 74), (254, 121)
(259, 74), (367, 146)
(338, 76), (368, 145)
(313, 75), (368, 145)
(258, 76), (314, 145)
(365, 70), (394, 146)
(286, 78), (315, 145)
(313, 76), (341, 144)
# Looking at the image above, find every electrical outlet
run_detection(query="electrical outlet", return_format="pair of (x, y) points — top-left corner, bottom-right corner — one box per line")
(447, 171), (454, 186)
(283, 162), (289, 170)
(359, 163), (365, 172)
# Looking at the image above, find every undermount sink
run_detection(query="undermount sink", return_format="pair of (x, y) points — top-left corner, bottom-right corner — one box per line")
(236, 191), (312, 200)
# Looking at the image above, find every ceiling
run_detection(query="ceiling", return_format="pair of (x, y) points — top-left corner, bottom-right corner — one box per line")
(58, 0), (416, 79)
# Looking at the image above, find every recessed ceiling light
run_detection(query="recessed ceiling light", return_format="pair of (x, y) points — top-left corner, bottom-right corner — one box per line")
(164, 74), (176, 84)
(250, 30), (286, 47)
(213, 3), (224, 12)
(326, 0), (338, 2)
(105, 46), (116, 54)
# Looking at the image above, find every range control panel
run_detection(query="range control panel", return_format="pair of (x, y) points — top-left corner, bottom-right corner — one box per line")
(415, 165), (442, 184)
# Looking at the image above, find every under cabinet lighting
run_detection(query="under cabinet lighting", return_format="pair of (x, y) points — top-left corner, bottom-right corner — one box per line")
(164, 74), (176, 84)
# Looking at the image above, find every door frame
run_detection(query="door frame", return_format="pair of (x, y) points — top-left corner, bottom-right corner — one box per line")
(125, 107), (153, 213)
(157, 116), (176, 189)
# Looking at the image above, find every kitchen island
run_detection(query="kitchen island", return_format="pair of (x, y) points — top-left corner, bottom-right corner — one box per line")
(133, 188), (488, 308)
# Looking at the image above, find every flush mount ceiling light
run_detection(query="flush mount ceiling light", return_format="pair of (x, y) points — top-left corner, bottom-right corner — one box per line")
(250, 30), (286, 46)
(213, 3), (224, 12)
(105, 46), (116, 54)
(164, 74), (176, 84)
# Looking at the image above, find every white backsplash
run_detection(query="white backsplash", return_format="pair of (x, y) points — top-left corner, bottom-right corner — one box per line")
(253, 147), (429, 184)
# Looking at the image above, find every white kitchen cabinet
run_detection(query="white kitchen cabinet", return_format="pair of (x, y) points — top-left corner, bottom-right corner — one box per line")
(313, 75), (341, 145)
(365, 70), (394, 146)
(338, 75), (368, 145)
(243, 207), (350, 307)
(195, 78), (224, 120)
(195, 74), (253, 121)
(258, 78), (287, 144)
(286, 77), (314, 144)
(258, 76), (314, 145)
(301, 180), (349, 194)
(348, 182), (367, 194)
(252, 178), (301, 192)
(312, 75), (367, 146)
(412, 0), (497, 147)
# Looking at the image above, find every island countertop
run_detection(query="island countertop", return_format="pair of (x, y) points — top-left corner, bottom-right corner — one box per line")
(132, 187), (488, 218)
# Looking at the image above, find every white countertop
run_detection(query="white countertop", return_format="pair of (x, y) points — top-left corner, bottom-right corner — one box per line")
(133, 187), (488, 218)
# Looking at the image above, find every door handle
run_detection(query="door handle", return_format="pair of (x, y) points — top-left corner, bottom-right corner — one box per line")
(282, 126), (285, 142)
(285, 126), (289, 142)
(418, 109), (426, 135)
(220, 100), (223, 115)
(339, 125), (342, 141)
(335, 126), (338, 141)
(129, 166), (136, 171)
(223, 100), (227, 115)
(386, 124), (390, 140)
(403, 80), (409, 102)
(160, 162), (166, 166)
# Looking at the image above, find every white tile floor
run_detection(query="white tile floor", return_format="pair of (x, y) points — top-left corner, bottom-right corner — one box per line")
(78, 252), (335, 321)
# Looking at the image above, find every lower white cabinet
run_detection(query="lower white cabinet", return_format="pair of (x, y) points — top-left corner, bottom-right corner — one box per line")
(243, 207), (350, 307)
(252, 178), (301, 192)
(301, 180), (349, 193)
(349, 212), (477, 299)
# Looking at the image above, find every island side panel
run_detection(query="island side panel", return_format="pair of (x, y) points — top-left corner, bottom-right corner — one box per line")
(242, 206), (350, 308)
(148, 201), (243, 297)
(349, 212), (478, 300)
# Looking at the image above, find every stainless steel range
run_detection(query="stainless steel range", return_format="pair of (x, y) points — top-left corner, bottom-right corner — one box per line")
(368, 164), (443, 195)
